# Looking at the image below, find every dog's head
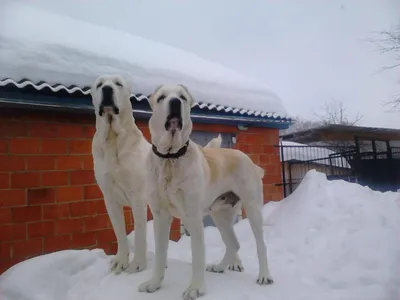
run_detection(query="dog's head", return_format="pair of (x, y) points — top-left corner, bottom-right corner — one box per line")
(148, 84), (195, 152)
(90, 74), (132, 119)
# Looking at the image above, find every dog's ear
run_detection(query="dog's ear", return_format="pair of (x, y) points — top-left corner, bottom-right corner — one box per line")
(178, 84), (195, 107)
(148, 85), (163, 110)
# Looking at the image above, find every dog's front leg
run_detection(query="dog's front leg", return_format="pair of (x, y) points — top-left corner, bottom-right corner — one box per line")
(104, 198), (129, 274)
(138, 207), (171, 293)
(126, 199), (147, 273)
(181, 209), (206, 300)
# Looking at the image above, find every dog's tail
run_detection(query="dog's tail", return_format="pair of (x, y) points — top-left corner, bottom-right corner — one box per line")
(255, 165), (265, 179)
(205, 133), (222, 148)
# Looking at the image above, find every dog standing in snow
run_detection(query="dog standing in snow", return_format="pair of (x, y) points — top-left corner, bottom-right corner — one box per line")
(91, 74), (151, 274)
(138, 84), (274, 300)
(91, 75), (222, 275)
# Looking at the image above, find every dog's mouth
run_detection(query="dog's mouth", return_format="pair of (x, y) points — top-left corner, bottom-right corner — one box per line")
(99, 105), (120, 117)
(165, 115), (183, 134)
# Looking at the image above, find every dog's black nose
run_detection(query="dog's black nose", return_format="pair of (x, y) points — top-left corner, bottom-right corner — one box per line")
(169, 98), (181, 116)
(102, 85), (113, 97)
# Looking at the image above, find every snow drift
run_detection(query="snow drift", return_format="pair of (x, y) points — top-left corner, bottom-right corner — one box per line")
(1, 170), (399, 300)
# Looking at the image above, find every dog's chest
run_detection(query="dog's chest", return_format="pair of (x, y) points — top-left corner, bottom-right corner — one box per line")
(156, 160), (184, 217)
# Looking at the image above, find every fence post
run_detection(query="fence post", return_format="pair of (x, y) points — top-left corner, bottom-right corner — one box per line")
(279, 140), (287, 198)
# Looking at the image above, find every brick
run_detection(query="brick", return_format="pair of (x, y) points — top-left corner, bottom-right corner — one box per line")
(0, 155), (25, 171)
(259, 154), (271, 165)
(100, 242), (117, 255)
(9, 138), (40, 154)
(95, 201), (107, 214)
(43, 204), (70, 220)
(84, 185), (102, 200)
(44, 235), (71, 253)
(82, 155), (94, 170)
(171, 218), (180, 231)
(13, 239), (43, 259)
(248, 154), (260, 164)
(83, 215), (111, 232)
(97, 229), (115, 244)
(0, 139), (7, 153)
(0, 242), (13, 260)
(0, 258), (23, 275)
(70, 170), (95, 185)
(0, 190), (26, 207)
(56, 219), (83, 234)
(56, 186), (83, 203)
(29, 123), (59, 138)
(0, 208), (12, 224)
(69, 140), (92, 154)
(58, 124), (84, 138)
(42, 171), (69, 186)
(0, 122), (29, 137)
(27, 221), (55, 238)
(72, 232), (97, 248)
(0, 223), (26, 242)
(84, 126), (96, 138)
(56, 156), (83, 170)
(41, 139), (68, 154)
(70, 201), (97, 217)
(124, 210), (133, 224)
(170, 230), (181, 241)
(27, 188), (55, 205)
(0, 173), (9, 189)
(13, 206), (42, 223)
(125, 224), (134, 233)
(11, 172), (41, 188)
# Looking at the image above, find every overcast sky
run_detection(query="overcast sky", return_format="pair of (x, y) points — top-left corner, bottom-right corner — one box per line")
(17, 0), (400, 128)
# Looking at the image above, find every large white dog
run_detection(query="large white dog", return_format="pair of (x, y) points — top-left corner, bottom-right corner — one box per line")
(139, 84), (274, 300)
(91, 75), (222, 275)
(91, 74), (151, 274)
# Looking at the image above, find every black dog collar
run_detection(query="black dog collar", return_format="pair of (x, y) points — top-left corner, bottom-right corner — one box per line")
(152, 140), (190, 159)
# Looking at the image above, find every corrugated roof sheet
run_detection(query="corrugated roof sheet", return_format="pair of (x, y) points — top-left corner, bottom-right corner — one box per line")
(0, 78), (291, 122)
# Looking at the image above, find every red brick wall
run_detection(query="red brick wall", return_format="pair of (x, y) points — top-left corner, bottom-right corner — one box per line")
(0, 109), (282, 274)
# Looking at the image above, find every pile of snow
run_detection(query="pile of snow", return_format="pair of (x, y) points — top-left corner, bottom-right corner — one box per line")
(0, 1), (286, 117)
(280, 140), (351, 168)
(1, 170), (399, 300)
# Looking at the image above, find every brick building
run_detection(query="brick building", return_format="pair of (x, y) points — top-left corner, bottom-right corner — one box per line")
(0, 78), (290, 273)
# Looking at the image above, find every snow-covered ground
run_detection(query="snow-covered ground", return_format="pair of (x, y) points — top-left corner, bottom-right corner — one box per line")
(1, 170), (399, 300)
(0, 1), (286, 117)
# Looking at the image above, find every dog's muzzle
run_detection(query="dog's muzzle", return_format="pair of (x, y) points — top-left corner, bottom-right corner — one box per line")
(99, 85), (120, 116)
(165, 98), (183, 132)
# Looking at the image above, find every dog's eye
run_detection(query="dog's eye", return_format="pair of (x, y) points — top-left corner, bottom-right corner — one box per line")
(115, 82), (123, 87)
(157, 95), (166, 103)
(96, 82), (103, 89)
(180, 95), (187, 101)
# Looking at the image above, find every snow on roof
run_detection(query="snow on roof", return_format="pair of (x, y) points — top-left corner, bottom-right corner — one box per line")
(280, 140), (351, 168)
(0, 2), (288, 119)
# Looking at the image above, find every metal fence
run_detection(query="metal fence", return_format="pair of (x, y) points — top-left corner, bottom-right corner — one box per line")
(277, 143), (357, 197)
(277, 142), (400, 196)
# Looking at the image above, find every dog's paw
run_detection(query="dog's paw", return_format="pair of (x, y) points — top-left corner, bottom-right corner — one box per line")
(228, 259), (244, 272)
(110, 252), (129, 274)
(182, 283), (205, 300)
(138, 278), (162, 293)
(126, 257), (147, 273)
(206, 264), (225, 273)
(256, 275), (274, 285)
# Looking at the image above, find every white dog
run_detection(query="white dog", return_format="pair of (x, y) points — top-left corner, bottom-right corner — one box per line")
(139, 84), (274, 300)
(91, 75), (222, 275)
(91, 74), (151, 274)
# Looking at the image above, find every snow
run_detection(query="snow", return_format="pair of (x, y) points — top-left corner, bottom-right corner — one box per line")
(0, 2), (286, 117)
(1, 170), (400, 300)
(280, 140), (351, 168)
